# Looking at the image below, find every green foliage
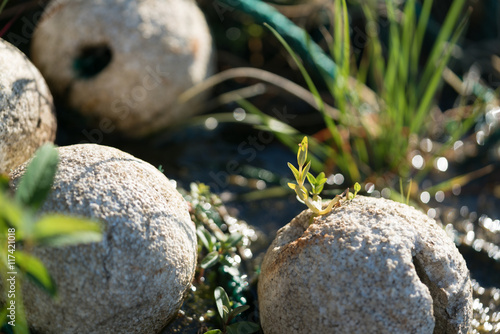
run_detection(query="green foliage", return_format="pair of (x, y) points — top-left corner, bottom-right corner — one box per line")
(15, 144), (59, 210)
(350, 182), (361, 200)
(288, 137), (360, 216)
(225, 0), (496, 201)
(176, 183), (260, 333)
(204, 286), (259, 334)
(197, 224), (243, 270)
(0, 144), (103, 333)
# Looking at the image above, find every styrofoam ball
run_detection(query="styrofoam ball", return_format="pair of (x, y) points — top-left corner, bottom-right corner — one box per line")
(31, 0), (215, 137)
(258, 196), (472, 334)
(0, 39), (56, 173)
(10, 144), (197, 333)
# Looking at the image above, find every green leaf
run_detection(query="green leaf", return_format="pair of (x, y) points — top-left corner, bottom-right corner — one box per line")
(317, 178), (327, 187)
(354, 182), (361, 196)
(214, 286), (231, 322)
(32, 215), (101, 241)
(225, 233), (243, 248)
(213, 229), (228, 243)
(316, 173), (327, 187)
(200, 251), (220, 269)
(226, 322), (260, 334)
(15, 144), (59, 210)
(287, 162), (300, 182)
(36, 232), (103, 247)
(29, 214), (102, 247)
(0, 193), (24, 231)
(229, 305), (250, 318)
(297, 136), (308, 167)
(301, 161), (311, 181)
(287, 183), (297, 190)
(197, 226), (214, 251)
(204, 330), (223, 334)
(15, 251), (56, 296)
(306, 172), (316, 186)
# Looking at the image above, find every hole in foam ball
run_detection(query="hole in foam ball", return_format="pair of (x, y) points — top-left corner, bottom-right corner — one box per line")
(412, 256), (450, 333)
(73, 45), (112, 79)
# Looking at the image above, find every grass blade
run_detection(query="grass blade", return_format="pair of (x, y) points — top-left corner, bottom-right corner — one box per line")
(417, 0), (467, 96)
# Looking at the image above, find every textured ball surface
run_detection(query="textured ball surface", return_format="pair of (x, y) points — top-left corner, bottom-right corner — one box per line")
(11, 144), (197, 334)
(31, 0), (215, 137)
(0, 39), (56, 173)
(258, 196), (472, 334)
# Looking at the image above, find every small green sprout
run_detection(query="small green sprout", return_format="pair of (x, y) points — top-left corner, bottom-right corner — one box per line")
(288, 137), (360, 216)
(348, 181), (361, 200)
(204, 287), (259, 334)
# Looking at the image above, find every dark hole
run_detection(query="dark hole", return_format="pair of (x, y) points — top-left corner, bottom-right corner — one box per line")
(73, 45), (112, 79)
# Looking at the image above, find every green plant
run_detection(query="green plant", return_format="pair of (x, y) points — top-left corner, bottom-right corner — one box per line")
(210, 0), (497, 203)
(198, 226), (243, 270)
(204, 286), (259, 334)
(269, 0), (470, 178)
(163, 183), (261, 333)
(0, 144), (102, 334)
(186, 183), (251, 304)
(288, 136), (360, 216)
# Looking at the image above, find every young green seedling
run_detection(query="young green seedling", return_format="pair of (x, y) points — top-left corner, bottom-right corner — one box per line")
(288, 137), (360, 217)
(204, 287), (259, 334)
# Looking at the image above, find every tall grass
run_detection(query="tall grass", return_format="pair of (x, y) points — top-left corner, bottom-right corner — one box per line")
(219, 0), (495, 196)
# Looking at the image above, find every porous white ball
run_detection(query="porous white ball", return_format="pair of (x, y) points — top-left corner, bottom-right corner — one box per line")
(0, 39), (56, 173)
(258, 196), (472, 334)
(31, 0), (215, 137)
(10, 144), (197, 334)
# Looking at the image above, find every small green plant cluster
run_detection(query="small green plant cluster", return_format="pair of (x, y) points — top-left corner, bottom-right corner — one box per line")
(171, 183), (259, 334)
(288, 137), (360, 216)
(0, 144), (102, 334)
(197, 225), (243, 271)
(204, 287), (259, 334)
(186, 183), (250, 304)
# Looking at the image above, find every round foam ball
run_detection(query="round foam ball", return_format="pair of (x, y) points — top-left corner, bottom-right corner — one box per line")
(258, 196), (472, 334)
(31, 0), (215, 137)
(10, 144), (197, 333)
(0, 39), (56, 174)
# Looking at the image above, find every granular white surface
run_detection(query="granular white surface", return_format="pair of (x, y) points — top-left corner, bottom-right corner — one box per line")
(11, 144), (197, 334)
(258, 196), (472, 334)
(31, 0), (215, 137)
(0, 39), (56, 173)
